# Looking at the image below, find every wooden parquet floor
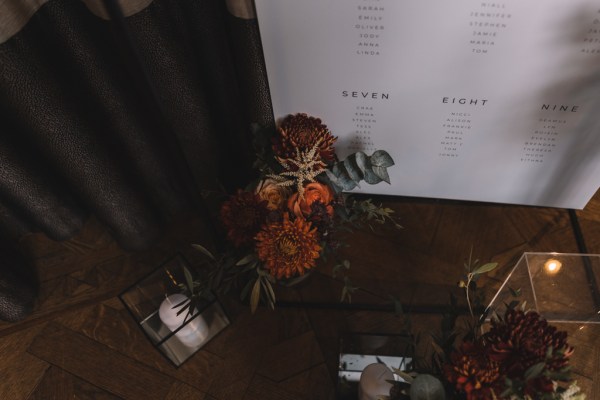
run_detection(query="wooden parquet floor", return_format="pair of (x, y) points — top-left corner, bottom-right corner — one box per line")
(1, 191), (599, 399)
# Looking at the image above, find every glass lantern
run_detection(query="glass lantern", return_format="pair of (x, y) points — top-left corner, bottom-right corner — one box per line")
(119, 254), (230, 367)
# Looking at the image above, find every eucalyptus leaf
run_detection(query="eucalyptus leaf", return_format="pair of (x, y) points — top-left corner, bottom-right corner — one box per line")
(354, 151), (369, 174)
(338, 174), (359, 191)
(183, 267), (195, 294)
(242, 261), (258, 272)
(261, 278), (276, 307)
(236, 254), (255, 266)
(343, 154), (364, 183)
(325, 169), (341, 187)
(240, 279), (253, 301)
(212, 263), (223, 283)
(471, 262), (498, 275)
(329, 165), (358, 191)
(363, 168), (383, 185)
(372, 165), (391, 184)
(191, 244), (216, 260)
(371, 150), (395, 168)
(250, 279), (261, 314)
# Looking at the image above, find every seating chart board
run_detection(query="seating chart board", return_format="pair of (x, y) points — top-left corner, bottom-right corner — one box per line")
(255, 0), (600, 208)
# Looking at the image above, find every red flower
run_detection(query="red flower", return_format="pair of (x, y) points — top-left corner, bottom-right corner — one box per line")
(484, 309), (573, 397)
(273, 113), (337, 164)
(444, 341), (502, 400)
(220, 190), (269, 247)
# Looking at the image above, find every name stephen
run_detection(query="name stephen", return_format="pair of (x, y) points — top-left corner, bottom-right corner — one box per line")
(342, 90), (390, 99)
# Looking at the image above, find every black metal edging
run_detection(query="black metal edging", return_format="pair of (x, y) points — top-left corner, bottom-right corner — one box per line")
(275, 300), (480, 316)
(568, 209), (600, 310)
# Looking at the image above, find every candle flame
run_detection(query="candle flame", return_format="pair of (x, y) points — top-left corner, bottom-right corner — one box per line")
(543, 259), (562, 275)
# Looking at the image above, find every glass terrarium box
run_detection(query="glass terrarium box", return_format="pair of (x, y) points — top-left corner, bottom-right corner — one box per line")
(487, 252), (600, 398)
(119, 254), (230, 367)
(487, 252), (600, 324)
(337, 333), (412, 400)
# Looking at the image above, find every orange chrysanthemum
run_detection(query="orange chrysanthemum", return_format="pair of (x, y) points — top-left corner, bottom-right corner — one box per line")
(273, 113), (337, 164)
(255, 213), (322, 279)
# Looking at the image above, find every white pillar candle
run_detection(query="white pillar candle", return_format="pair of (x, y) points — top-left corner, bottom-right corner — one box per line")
(358, 363), (394, 400)
(159, 293), (208, 348)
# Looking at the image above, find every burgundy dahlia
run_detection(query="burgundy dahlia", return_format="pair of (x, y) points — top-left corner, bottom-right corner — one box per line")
(484, 308), (573, 396)
(273, 113), (338, 164)
(220, 190), (269, 247)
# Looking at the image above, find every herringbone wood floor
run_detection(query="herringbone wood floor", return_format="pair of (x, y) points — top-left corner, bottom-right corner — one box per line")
(1, 191), (600, 399)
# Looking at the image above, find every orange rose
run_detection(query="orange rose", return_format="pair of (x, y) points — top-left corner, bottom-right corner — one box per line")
(255, 179), (290, 210)
(287, 182), (334, 218)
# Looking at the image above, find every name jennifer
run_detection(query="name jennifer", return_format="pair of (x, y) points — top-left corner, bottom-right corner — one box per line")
(342, 91), (390, 99)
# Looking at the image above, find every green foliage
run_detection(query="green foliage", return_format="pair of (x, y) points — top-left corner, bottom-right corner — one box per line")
(340, 197), (403, 232)
(340, 276), (358, 302)
(326, 150), (395, 191)
(175, 264), (212, 320)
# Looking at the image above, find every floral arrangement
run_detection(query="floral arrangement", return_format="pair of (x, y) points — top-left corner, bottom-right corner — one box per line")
(385, 255), (584, 400)
(195, 113), (400, 313)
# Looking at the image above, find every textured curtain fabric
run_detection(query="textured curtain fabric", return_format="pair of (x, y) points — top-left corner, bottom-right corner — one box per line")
(0, 0), (273, 320)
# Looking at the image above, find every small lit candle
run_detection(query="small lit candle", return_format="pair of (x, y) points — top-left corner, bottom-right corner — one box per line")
(358, 363), (394, 400)
(544, 259), (562, 275)
(159, 293), (208, 348)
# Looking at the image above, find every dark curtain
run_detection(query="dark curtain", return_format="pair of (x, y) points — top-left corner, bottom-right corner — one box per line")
(0, 0), (273, 320)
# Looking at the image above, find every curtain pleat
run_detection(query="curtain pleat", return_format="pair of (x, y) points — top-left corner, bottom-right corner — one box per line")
(227, 14), (274, 129)
(0, 0), (273, 319)
(0, 134), (85, 241)
(121, 0), (256, 191)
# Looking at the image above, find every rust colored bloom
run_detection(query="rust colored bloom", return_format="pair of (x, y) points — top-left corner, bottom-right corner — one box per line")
(273, 113), (338, 164)
(484, 309), (573, 396)
(444, 341), (502, 400)
(287, 182), (334, 219)
(255, 178), (291, 211)
(255, 213), (322, 279)
(220, 190), (269, 247)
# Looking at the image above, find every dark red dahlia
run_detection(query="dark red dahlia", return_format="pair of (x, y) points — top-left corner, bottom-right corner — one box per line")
(220, 190), (269, 247)
(484, 309), (573, 396)
(273, 113), (338, 164)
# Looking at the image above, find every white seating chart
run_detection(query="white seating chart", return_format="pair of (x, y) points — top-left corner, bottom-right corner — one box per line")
(255, 0), (600, 208)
